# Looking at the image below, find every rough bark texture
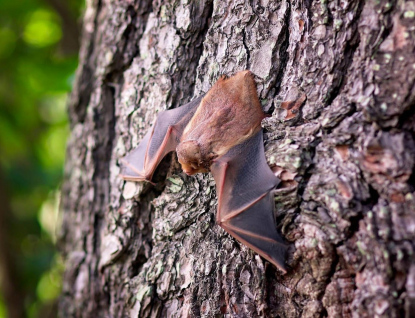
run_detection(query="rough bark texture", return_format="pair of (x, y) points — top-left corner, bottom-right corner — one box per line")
(60, 0), (415, 317)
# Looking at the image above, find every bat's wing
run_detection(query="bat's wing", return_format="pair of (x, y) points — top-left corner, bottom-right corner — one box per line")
(211, 130), (287, 272)
(120, 96), (203, 182)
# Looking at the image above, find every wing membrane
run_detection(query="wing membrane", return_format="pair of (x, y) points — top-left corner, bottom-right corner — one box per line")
(211, 130), (287, 272)
(120, 96), (203, 182)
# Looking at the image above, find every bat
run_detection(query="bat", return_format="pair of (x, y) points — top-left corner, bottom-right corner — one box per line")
(120, 71), (287, 272)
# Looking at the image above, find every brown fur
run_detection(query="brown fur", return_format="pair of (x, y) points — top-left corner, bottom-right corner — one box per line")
(178, 71), (265, 175)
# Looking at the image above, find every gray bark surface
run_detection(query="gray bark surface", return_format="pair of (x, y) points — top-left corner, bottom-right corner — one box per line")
(60, 0), (415, 317)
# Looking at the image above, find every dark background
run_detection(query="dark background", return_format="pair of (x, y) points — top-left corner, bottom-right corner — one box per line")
(0, 0), (83, 316)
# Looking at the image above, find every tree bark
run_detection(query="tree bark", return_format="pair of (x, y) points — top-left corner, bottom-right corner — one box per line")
(59, 0), (415, 317)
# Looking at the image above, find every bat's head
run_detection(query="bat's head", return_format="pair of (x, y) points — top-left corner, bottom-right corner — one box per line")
(176, 140), (209, 175)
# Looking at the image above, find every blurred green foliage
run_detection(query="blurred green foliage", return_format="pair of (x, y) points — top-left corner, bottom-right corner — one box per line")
(0, 0), (84, 316)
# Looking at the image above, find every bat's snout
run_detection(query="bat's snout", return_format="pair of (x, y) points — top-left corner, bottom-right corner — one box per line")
(183, 168), (194, 176)
(181, 164), (201, 176)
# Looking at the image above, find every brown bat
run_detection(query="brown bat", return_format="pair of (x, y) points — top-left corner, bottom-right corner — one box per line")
(120, 71), (287, 272)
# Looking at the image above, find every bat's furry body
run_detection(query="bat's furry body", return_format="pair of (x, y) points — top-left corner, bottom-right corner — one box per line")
(120, 71), (287, 272)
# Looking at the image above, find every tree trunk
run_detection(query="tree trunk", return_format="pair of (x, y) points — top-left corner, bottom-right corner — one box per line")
(59, 0), (415, 317)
